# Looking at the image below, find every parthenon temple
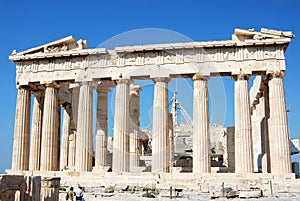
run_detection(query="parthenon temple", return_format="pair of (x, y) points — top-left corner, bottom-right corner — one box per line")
(5, 28), (300, 199)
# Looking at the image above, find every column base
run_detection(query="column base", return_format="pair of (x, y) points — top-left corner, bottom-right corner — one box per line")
(92, 166), (110, 173)
(130, 166), (146, 173)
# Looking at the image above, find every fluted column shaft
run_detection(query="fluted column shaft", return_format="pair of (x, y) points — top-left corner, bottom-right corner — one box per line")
(168, 113), (174, 172)
(68, 87), (79, 169)
(193, 74), (211, 173)
(68, 132), (76, 169)
(95, 88), (109, 168)
(268, 71), (291, 174)
(152, 78), (169, 173)
(60, 104), (71, 170)
(40, 84), (60, 171)
(234, 74), (254, 173)
(56, 99), (61, 170)
(112, 79), (130, 172)
(129, 85), (142, 170)
(75, 82), (93, 172)
(29, 91), (44, 171)
(261, 83), (271, 173)
(12, 86), (31, 170)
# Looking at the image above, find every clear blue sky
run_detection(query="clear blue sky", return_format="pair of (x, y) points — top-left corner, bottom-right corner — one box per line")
(1, 0), (300, 173)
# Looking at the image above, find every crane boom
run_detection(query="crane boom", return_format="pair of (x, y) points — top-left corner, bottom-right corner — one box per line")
(170, 92), (193, 132)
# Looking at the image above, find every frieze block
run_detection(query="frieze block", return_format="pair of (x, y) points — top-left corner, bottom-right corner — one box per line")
(145, 52), (158, 64)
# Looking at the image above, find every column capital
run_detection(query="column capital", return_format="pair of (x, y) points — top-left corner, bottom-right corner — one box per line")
(80, 81), (96, 87)
(17, 85), (31, 90)
(267, 70), (286, 80)
(96, 88), (110, 93)
(231, 73), (250, 81)
(43, 82), (62, 88)
(116, 78), (131, 85)
(152, 77), (171, 83)
(130, 85), (142, 96)
(192, 73), (210, 81)
(31, 88), (45, 97)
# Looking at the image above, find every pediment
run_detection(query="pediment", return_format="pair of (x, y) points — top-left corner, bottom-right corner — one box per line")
(233, 28), (295, 42)
(11, 36), (87, 56)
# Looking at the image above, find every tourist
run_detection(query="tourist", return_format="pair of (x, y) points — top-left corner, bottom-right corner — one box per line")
(75, 185), (84, 200)
(66, 187), (75, 201)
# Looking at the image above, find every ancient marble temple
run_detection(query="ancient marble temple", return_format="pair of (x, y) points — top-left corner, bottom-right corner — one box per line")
(8, 28), (294, 177)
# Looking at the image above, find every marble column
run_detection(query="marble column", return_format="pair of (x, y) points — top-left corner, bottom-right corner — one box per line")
(129, 85), (142, 171)
(56, 100), (61, 171)
(60, 103), (71, 170)
(75, 82), (93, 172)
(68, 132), (76, 170)
(168, 113), (174, 172)
(112, 79), (130, 172)
(68, 87), (79, 169)
(71, 86), (80, 130)
(152, 78), (169, 173)
(29, 90), (44, 171)
(251, 106), (260, 173)
(12, 86), (31, 170)
(268, 71), (291, 174)
(192, 74), (211, 173)
(40, 84), (60, 171)
(95, 88), (109, 169)
(233, 74), (254, 174)
(261, 82), (271, 173)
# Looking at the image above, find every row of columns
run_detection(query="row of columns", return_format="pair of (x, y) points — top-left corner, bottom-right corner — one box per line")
(233, 71), (291, 174)
(12, 71), (291, 174)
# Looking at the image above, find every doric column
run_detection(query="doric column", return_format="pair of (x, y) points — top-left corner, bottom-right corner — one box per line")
(71, 86), (80, 130)
(95, 88), (110, 168)
(75, 82), (93, 172)
(129, 85), (142, 171)
(112, 79), (130, 172)
(12, 86), (31, 170)
(251, 106), (261, 173)
(40, 83), (60, 171)
(168, 113), (174, 172)
(268, 71), (291, 174)
(68, 86), (79, 169)
(56, 99), (61, 170)
(233, 73), (254, 173)
(29, 90), (44, 171)
(152, 78), (170, 173)
(261, 82), (270, 173)
(192, 74), (211, 173)
(68, 132), (76, 170)
(60, 103), (71, 170)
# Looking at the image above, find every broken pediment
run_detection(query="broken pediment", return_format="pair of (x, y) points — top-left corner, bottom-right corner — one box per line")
(11, 36), (88, 56)
(233, 28), (295, 42)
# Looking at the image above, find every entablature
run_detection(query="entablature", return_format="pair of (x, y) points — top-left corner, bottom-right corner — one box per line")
(10, 28), (294, 86)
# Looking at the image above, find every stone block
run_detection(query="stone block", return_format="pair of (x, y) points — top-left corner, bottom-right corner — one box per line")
(239, 189), (262, 198)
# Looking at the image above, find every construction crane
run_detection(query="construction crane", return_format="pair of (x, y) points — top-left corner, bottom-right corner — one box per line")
(170, 92), (193, 132)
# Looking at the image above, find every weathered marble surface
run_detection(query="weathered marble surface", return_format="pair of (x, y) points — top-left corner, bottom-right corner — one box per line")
(9, 28), (296, 177)
(10, 28), (293, 85)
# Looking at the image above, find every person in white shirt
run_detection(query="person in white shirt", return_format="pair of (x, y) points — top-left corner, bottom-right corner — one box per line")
(75, 185), (83, 201)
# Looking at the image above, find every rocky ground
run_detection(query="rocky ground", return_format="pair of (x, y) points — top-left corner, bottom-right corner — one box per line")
(59, 191), (300, 201)
(91, 193), (300, 201)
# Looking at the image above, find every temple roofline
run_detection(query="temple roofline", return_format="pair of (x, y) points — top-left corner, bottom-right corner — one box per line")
(9, 28), (294, 62)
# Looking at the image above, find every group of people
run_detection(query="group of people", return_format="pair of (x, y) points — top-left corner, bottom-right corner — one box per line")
(66, 184), (84, 201)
